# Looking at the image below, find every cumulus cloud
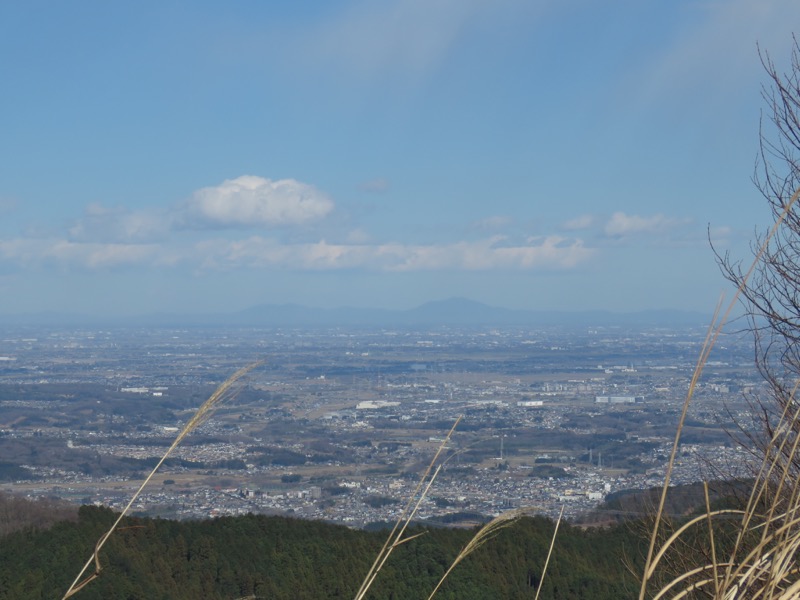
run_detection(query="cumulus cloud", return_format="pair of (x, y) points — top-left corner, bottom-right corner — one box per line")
(68, 204), (169, 243)
(179, 176), (334, 229)
(604, 212), (686, 237)
(0, 170), (597, 275)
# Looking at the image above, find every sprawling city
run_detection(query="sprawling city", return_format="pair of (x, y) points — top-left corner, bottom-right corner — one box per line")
(0, 319), (759, 526)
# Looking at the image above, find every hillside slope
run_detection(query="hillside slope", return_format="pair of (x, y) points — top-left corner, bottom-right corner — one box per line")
(0, 506), (643, 600)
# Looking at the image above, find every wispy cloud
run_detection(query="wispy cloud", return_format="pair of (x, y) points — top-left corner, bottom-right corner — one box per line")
(302, 0), (495, 78)
(707, 224), (739, 249)
(195, 234), (593, 272)
(0, 233), (593, 273)
(389, 236), (592, 271)
(636, 0), (800, 109)
(65, 242), (163, 269)
(562, 214), (595, 231)
(604, 212), (687, 237)
(557, 211), (692, 241)
(281, 0), (542, 84)
(177, 176), (334, 229)
(0, 238), (163, 269)
(68, 204), (170, 243)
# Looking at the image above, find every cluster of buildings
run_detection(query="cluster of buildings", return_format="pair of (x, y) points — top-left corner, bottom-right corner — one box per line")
(0, 323), (764, 525)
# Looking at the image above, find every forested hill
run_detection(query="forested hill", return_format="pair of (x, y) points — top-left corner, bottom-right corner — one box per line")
(0, 505), (645, 600)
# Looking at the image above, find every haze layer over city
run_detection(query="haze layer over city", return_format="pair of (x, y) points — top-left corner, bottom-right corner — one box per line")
(0, 309), (759, 526)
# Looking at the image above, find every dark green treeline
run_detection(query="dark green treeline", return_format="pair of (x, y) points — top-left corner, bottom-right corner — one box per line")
(0, 506), (644, 600)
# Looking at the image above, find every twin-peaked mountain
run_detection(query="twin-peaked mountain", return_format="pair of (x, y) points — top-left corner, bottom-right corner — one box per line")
(0, 297), (709, 328)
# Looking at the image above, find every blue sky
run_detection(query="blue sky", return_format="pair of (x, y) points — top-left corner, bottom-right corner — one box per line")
(1, 0), (798, 316)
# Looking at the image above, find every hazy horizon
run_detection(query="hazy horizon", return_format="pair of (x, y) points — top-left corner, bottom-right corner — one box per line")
(0, 297), (714, 330)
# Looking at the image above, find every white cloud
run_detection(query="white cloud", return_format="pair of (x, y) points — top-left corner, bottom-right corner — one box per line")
(194, 234), (593, 272)
(68, 204), (169, 243)
(707, 225), (735, 248)
(64, 175), (333, 244)
(69, 242), (162, 269)
(604, 212), (686, 237)
(709, 225), (732, 238)
(0, 232), (594, 273)
(2, 165), (597, 274)
(0, 239), (42, 265)
(389, 236), (592, 271)
(195, 237), (370, 271)
(0, 238), (162, 269)
(179, 176), (334, 229)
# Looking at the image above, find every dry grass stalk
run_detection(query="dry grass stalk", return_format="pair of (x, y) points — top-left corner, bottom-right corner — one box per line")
(639, 189), (800, 600)
(643, 394), (800, 597)
(353, 416), (462, 600)
(739, 382), (800, 539)
(426, 504), (563, 600)
(703, 482), (720, 598)
(639, 188), (800, 599)
(62, 361), (262, 599)
(648, 508), (800, 600)
(638, 296), (725, 600)
(644, 476), (800, 598)
(534, 505), (564, 600)
(426, 507), (527, 599)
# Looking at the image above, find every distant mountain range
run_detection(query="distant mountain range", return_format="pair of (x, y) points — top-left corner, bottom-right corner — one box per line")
(0, 298), (711, 328)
